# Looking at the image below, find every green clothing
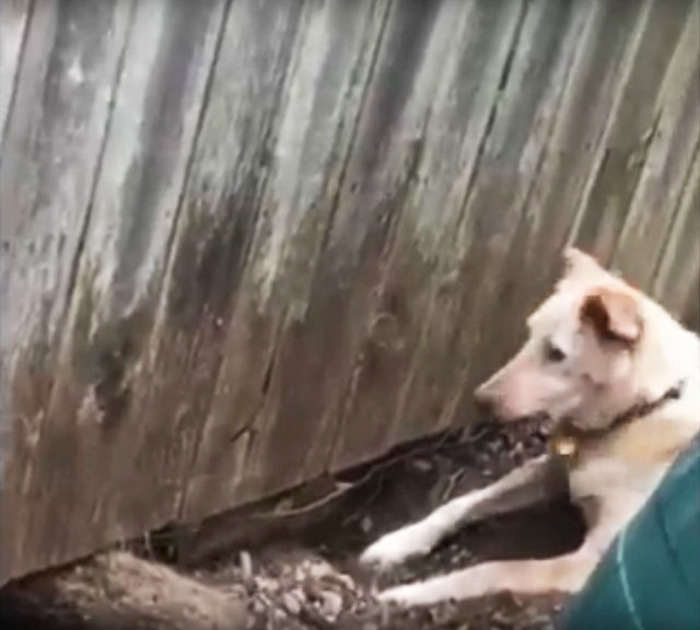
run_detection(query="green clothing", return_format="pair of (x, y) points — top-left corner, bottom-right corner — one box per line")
(558, 437), (700, 630)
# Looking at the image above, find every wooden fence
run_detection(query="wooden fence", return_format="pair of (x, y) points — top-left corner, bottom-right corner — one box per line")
(0, 0), (698, 583)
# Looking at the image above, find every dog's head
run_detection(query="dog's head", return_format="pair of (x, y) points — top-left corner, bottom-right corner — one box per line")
(474, 248), (692, 430)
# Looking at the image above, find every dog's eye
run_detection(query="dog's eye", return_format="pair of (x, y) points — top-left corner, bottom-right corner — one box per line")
(544, 340), (566, 363)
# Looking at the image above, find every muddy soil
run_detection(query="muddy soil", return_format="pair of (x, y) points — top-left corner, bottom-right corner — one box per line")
(0, 421), (586, 629)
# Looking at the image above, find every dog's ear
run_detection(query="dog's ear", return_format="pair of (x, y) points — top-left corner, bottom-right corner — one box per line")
(580, 287), (642, 343)
(560, 248), (607, 287)
(563, 248), (603, 277)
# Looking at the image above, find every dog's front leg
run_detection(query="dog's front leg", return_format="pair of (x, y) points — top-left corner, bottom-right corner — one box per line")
(378, 547), (599, 607)
(361, 455), (564, 570)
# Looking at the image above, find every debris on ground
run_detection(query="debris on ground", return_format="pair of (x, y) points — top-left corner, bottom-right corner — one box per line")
(197, 419), (585, 630)
(1, 420), (586, 629)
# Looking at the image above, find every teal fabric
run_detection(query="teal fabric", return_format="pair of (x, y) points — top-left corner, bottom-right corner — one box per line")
(559, 437), (700, 630)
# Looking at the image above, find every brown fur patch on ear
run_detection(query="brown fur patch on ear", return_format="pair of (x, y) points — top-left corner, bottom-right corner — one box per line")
(581, 287), (642, 343)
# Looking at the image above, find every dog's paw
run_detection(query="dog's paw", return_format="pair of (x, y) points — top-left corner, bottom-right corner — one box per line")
(360, 524), (436, 571)
(377, 576), (463, 608)
(376, 582), (435, 608)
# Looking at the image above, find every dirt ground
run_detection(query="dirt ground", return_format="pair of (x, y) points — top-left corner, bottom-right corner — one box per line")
(0, 420), (586, 629)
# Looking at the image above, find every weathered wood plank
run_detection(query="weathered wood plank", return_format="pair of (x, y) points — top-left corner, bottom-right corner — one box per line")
(0, 0), (33, 495)
(222, 0), (443, 503)
(0, 0), (133, 585)
(652, 146), (700, 329)
(287, 0), (476, 477)
(0, 0), (228, 584)
(0, 0), (31, 151)
(571, 0), (692, 264)
(325, 0), (529, 468)
(48, 0), (229, 564)
(0, 1), (131, 358)
(612, 2), (700, 287)
(82, 0), (229, 317)
(183, 0), (393, 519)
(507, 0), (652, 299)
(129, 0), (309, 527)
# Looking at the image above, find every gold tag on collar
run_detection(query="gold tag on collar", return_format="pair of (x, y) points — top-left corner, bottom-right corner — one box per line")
(549, 434), (578, 459)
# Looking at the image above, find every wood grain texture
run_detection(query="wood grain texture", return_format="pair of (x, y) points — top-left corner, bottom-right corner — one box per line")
(612, 2), (700, 286)
(328, 0), (527, 469)
(0, 3), (133, 583)
(0, 0), (225, 582)
(652, 146), (700, 329)
(571, 0), (691, 263)
(183, 0), (394, 519)
(0, 0), (698, 583)
(0, 0), (31, 151)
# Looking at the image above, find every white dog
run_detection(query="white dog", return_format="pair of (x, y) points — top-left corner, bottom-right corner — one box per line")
(361, 248), (700, 607)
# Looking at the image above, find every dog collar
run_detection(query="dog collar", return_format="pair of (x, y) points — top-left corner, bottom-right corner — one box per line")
(549, 380), (686, 462)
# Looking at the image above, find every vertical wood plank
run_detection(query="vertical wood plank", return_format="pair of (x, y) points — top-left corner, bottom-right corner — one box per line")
(652, 147), (700, 329)
(131, 0), (309, 524)
(327, 0), (528, 468)
(0, 0), (134, 583)
(0, 1), (132, 357)
(0, 0), (33, 493)
(82, 0), (229, 318)
(612, 2), (700, 286)
(183, 0), (392, 519)
(222, 0), (443, 503)
(570, 0), (691, 264)
(52, 0), (230, 561)
(0, 0), (229, 583)
(0, 0), (31, 150)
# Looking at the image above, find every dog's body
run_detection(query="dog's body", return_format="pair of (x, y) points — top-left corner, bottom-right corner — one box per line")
(361, 249), (700, 607)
